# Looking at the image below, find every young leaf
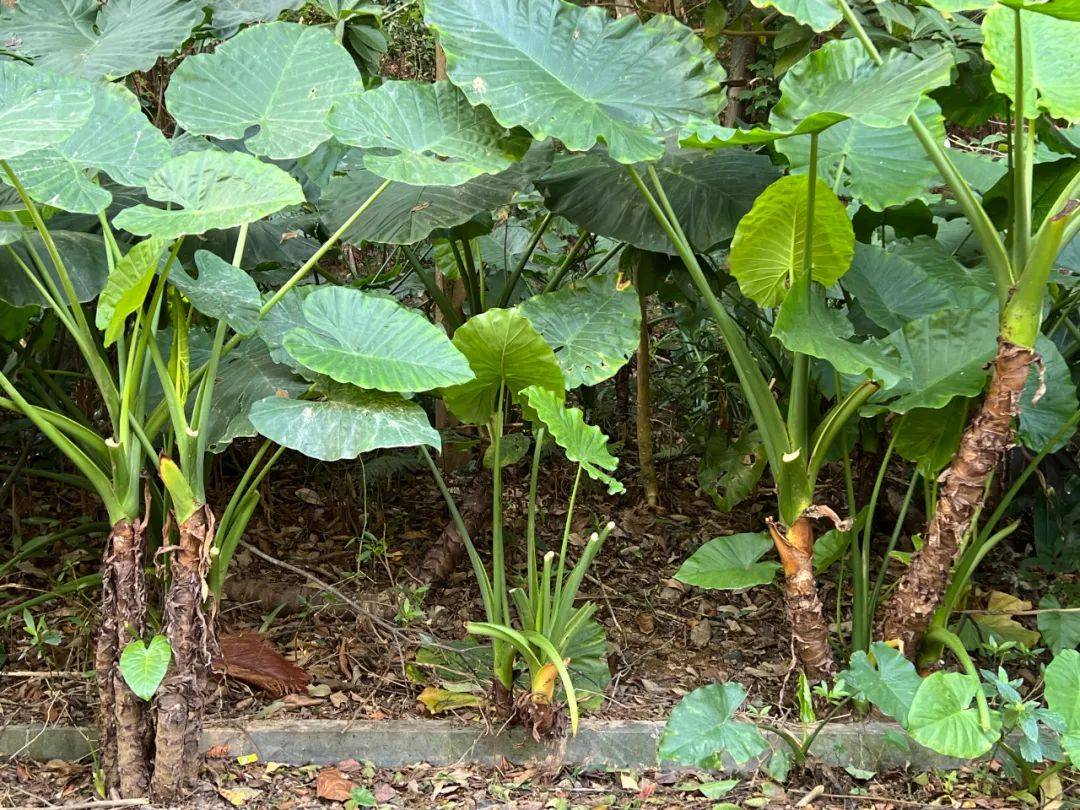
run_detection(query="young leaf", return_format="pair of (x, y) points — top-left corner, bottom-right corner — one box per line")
(250, 385), (441, 462)
(522, 385), (623, 494)
(169, 251), (262, 337)
(1044, 649), (1080, 763)
(441, 308), (564, 425)
(329, 80), (531, 186)
(841, 642), (922, 727)
(5, 82), (169, 214)
(113, 150), (305, 239)
(729, 174), (854, 307)
(0, 0), (202, 81)
(907, 672), (1002, 758)
(0, 61), (94, 160)
(425, 0), (724, 164)
(518, 275), (640, 389)
(95, 238), (168, 347)
(159, 457), (200, 524)
(282, 287), (473, 393)
(659, 682), (769, 767)
(119, 635), (172, 701)
(674, 533), (780, 591)
(166, 21), (361, 159)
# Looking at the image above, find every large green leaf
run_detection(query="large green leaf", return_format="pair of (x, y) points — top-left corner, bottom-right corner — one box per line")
(95, 237), (168, 347)
(893, 397), (970, 479)
(873, 308), (999, 413)
(772, 281), (906, 387)
(842, 242), (995, 333)
(250, 384), (439, 462)
(321, 143), (551, 245)
(522, 385), (623, 494)
(751, 0), (840, 30)
(840, 642), (922, 726)
(200, 338), (308, 452)
(659, 683), (770, 767)
(169, 251), (262, 336)
(119, 635), (172, 701)
(1038, 597), (1080, 654)
(924, 0), (1080, 19)
(0, 61), (94, 160)
(534, 147), (779, 254)
(207, 0), (305, 36)
(255, 285), (312, 370)
(775, 99), (947, 211)
(729, 174), (854, 308)
(328, 80), (530, 186)
(0, 0), (202, 80)
(982, 5), (1080, 121)
(674, 533), (780, 591)
(5, 82), (169, 214)
(166, 22), (361, 160)
(281, 286), (473, 393)
(908, 673), (1002, 758)
(112, 150), (305, 239)
(1045, 650), (1080, 764)
(1018, 335), (1079, 453)
(441, 308), (565, 425)
(771, 39), (953, 130)
(425, 0), (723, 164)
(0, 231), (109, 307)
(518, 275), (639, 389)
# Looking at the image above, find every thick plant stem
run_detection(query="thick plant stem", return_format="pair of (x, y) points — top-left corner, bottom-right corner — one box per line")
(151, 506), (215, 799)
(635, 285), (659, 507)
(767, 516), (835, 681)
(880, 339), (1035, 654)
(96, 518), (151, 798)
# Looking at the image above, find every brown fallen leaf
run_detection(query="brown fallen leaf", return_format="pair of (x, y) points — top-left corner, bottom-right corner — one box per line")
(635, 613), (655, 635)
(282, 693), (324, 708)
(206, 744), (230, 758)
(316, 767), (357, 802)
(215, 632), (310, 696)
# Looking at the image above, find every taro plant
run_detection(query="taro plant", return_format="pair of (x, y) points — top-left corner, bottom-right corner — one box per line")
(420, 306), (629, 734)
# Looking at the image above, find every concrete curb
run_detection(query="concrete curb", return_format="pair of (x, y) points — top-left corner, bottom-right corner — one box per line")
(0, 719), (965, 772)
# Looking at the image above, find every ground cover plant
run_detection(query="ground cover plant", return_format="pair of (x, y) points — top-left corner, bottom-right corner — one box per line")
(0, 0), (1077, 805)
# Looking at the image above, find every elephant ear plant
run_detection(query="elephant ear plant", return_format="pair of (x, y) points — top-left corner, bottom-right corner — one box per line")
(0, 17), (540, 796)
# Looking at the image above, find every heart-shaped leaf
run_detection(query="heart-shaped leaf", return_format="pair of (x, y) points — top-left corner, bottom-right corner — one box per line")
(518, 275), (640, 389)
(425, 0), (724, 164)
(840, 642), (923, 726)
(6, 82), (169, 214)
(522, 385), (623, 494)
(0, 0), (202, 80)
(0, 61), (94, 160)
(729, 174), (854, 308)
(674, 533), (780, 591)
(250, 384), (440, 462)
(908, 672), (1002, 758)
(441, 308), (565, 425)
(113, 150), (305, 239)
(329, 80), (531, 186)
(166, 21), (361, 159)
(659, 682), (769, 767)
(282, 286), (473, 392)
(119, 635), (172, 701)
(169, 251), (262, 336)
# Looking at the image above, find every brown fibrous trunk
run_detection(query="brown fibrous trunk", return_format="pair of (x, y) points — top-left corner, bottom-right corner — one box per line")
(96, 518), (152, 798)
(150, 506), (216, 800)
(636, 288), (659, 507)
(880, 339), (1035, 655)
(767, 516), (836, 681)
(418, 474), (489, 587)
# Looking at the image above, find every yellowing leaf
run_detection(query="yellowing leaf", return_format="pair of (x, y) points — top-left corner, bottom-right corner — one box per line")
(417, 686), (484, 715)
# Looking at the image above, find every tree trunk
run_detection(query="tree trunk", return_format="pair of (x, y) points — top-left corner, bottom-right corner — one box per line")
(418, 474), (490, 587)
(636, 288), (659, 507)
(880, 339), (1035, 655)
(767, 516), (836, 681)
(722, 26), (758, 127)
(151, 506), (216, 800)
(96, 518), (152, 798)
